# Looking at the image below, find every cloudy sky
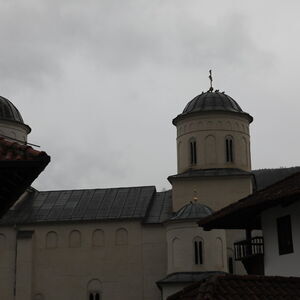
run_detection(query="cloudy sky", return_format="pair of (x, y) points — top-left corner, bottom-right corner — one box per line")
(0, 0), (299, 191)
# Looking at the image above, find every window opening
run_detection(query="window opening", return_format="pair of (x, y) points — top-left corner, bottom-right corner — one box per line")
(89, 292), (100, 300)
(190, 140), (197, 165)
(277, 215), (293, 255)
(194, 240), (203, 265)
(225, 137), (234, 162)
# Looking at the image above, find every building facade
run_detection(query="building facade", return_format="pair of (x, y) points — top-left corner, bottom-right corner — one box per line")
(0, 89), (256, 300)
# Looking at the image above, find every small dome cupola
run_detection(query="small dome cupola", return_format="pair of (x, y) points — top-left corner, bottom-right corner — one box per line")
(171, 202), (213, 221)
(0, 96), (31, 144)
(173, 91), (253, 125)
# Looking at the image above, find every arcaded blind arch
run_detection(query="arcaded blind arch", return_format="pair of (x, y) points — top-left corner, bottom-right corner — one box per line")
(241, 136), (248, 166)
(46, 231), (58, 249)
(205, 135), (216, 165)
(225, 135), (234, 163)
(69, 230), (81, 248)
(193, 237), (204, 265)
(87, 279), (102, 300)
(189, 137), (197, 165)
(177, 141), (182, 171)
(172, 237), (180, 268)
(92, 229), (105, 247)
(115, 228), (128, 245)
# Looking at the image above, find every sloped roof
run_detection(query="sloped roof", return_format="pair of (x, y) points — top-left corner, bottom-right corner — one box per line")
(167, 274), (300, 300)
(157, 272), (225, 287)
(0, 138), (50, 216)
(0, 187), (173, 225)
(170, 202), (213, 221)
(198, 172), (300, 230)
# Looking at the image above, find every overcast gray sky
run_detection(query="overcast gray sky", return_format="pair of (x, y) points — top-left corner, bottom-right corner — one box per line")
(1, 0), (299, 191)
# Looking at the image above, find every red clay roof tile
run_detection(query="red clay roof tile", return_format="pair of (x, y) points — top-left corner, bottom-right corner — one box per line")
(168, 274), (300, 300)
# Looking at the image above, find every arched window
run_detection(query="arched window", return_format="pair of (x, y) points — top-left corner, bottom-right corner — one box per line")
(193, 237), (203, 265)
(115, 228), (128, 245)
(87, 279), (102, 300)
(69, 230), (81, 248)
(189, 138), (197, 165)
(92, 229), (105, 247)
(89, 292), (100, 300)
(225, 136), (234, 162)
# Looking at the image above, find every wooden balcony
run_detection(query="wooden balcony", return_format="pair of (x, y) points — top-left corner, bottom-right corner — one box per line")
(234, 236), (264, 275)
(234, 236), (264, 260)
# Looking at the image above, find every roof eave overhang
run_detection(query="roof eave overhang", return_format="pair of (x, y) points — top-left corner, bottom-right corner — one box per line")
(172, 110), (253, 126)
(0, 119), (31, 133)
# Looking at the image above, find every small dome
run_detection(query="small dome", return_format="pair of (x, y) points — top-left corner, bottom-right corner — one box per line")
(183, 91), (242, 114)
(171, 202), (213, 221)
(0, 96), (24, 123)
(173, 91), (253, 124)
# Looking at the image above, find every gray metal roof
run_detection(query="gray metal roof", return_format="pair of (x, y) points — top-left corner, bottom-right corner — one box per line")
(0, 186), (173, 225)
(183, 91), (243, 114)
(170, 202), (213, 221)
(172, 91), (253, 125)
(168, 168), (252, 182)
(144, 190), (172, 223)
(0, 96), (24, 123)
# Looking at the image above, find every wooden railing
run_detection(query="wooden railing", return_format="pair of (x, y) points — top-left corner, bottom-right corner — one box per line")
(234, 236), (264, 261)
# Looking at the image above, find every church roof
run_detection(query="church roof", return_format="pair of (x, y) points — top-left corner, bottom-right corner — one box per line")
(170, 202), (213, 221)
(156, 271), (225, 287)
(167, 274), (300, 300)
(0, 138), (50, 217)
(0, 186), (172, 225)
(0, 95), (24, 124)
(173, 91), (253, 125)
(1, 167), (299, 226)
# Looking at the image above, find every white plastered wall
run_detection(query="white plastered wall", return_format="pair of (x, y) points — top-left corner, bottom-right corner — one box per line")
(262, 201), (300, 276)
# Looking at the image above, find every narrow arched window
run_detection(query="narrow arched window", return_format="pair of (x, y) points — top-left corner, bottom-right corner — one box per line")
(225, 136), (234, 162)
(89, 292), (100, 300)
(193, 238), (203, 265)
(189, 138), (197, 165)
(87, 279), (102, 300)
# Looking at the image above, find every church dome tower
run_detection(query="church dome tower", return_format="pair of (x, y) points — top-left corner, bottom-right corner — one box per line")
(0, 96), (31, 144)
(173, 91), (253, 173)
(169, 81), (254, 212)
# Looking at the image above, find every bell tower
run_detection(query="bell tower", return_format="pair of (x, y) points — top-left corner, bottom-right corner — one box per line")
(168, 85), (254, 212)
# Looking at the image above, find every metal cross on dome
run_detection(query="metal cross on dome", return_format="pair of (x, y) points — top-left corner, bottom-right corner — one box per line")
(208, 70), (214, 92)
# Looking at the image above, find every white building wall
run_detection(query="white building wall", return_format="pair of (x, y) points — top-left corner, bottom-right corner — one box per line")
(262, 200), (300, 276)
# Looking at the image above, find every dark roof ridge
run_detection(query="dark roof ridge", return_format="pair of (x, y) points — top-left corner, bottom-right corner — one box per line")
(36, 185), (156, 193)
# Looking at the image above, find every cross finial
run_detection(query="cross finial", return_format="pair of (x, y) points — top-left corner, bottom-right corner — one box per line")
(208, 70), (213, 92)
(193, 189), (198, 203)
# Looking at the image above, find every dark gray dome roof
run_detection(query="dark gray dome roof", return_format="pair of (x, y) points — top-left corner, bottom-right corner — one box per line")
(173, 91), (253, 125)
(183, 91), (242, 114)
(171, 202), (213, 221)
(0, 96), (24, 123)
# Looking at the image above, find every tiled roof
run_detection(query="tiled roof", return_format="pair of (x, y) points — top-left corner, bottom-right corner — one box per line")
(0, 187), (173, 225)
(198, 172), (300, 230)
(0, 138), (48, 161)
(157, 272), (225, 286)
(0, 138), (50, 217)
(167, 274), (300, 300)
